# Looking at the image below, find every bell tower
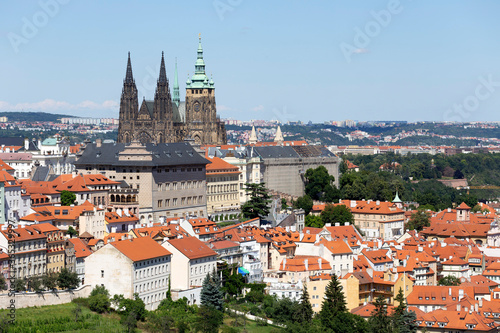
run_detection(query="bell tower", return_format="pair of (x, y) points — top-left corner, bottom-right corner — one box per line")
(118, 52), (138, 143)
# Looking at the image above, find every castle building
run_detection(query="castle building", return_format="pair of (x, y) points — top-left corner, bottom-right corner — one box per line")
(117, 37), (227, 145)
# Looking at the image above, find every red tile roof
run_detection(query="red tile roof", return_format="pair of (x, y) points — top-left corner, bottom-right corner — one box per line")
(68, 238), (92, 258)
(167, 237), (217, 259)
(279, 255), (331, 272)
(111, 236), (171, 262)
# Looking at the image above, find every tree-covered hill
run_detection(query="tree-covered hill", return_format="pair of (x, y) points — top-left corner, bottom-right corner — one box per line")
(0, 111), (75, 122)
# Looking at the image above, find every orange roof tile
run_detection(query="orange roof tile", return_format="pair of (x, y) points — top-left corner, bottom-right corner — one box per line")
(167, 237), (217, 259)
(111, 237), (171, 262)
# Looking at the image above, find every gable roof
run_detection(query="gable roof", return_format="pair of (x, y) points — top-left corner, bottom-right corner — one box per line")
(166, 236), (217, 259)
(111, 237), (171, 262)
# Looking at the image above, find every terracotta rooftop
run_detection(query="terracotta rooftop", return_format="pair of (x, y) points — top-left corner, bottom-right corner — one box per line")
(111, 236), (171, 262)
(166, 236), (217, 259)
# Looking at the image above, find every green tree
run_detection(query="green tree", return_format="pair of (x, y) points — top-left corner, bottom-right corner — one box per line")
(320, 204), (354, 226)
(281, 198), (289, 210)
(89, 293), (110, 314)
(155, 297), (197, 333)
(88, 285), (111, 314)
(368, 295), (396, 333)
(305, 166), (336, 201)
(118, 294), (147, 322)
(58, 268), (80, 289)
(294, 195), (314, 215)
(66, 226), (78, 237)
(200, 270), (224, 312)
(90, 284), (110, 297)
(397, 310), (418, 333)
(121, 310), (138, 333)
(61, 190), (76, 206)
(42, 273), (58, 290)
(13, 278), (26, 292)
(406, 210), (431, 232)
(0, 274), (6, 290)
(221, 266), (245, 298)
(195, 305), (224, 333)
(319, 274), (346, 325)
(241, 183), (271, 219)
(305, 214), (323, 228)
(29, 276), (43, 292)
(393, 287), (407, 319)
(295, 285), (313, 323)
(438, 275), (461, 286)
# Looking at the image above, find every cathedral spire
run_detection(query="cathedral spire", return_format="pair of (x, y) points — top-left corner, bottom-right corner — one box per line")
(125, 52), (134, 83)
(187, 35), (210, 89)
(159, 51), (167, 83)
(173, 58), (180, 107)
(195, 34), (206, 75)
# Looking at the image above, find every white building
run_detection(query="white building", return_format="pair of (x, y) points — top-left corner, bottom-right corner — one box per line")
(34, 137), (76, 175)
(84, 237), (172, 310)
(0, 225), (47, 280)
(0, 171), (31, 224)
(162, 236), (217, 305)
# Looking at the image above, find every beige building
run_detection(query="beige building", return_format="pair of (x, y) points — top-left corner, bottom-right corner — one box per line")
(306, 273), (359, 313)
(75, 141), (209, 222)
(205, 156), (240, 215)
(315, 200), (405, 240)
(84, 237), (172, 310)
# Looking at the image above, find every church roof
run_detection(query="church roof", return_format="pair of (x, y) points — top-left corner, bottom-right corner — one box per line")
(75, 142), (209, 167)
(172, 101), (185, 123)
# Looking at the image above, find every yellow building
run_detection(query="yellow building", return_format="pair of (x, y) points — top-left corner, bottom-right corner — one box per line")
(393, 272), (414, 306)
(206, 156), (241, 215)
(306, 273), (359, 313)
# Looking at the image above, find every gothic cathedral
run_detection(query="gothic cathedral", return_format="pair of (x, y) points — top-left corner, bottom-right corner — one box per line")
(117, 37), (227, 145)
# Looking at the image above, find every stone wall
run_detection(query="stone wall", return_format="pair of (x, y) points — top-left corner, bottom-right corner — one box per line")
(0, 285), (91, 309)
(262, 156), (340, 197)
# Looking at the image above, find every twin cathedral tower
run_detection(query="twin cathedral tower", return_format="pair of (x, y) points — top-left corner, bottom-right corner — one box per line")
(117, 37), (227, 145)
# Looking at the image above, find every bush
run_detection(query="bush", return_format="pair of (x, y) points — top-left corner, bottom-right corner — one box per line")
(88, 293), (110, 314)
(90, 285), (110, 297)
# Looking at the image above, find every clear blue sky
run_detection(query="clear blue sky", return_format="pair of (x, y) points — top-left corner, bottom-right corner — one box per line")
(1, 0), (499, 123)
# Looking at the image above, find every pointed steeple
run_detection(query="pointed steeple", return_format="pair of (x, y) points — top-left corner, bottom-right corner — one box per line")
(159, 51), (167, 83)
(125, 52), (134, 83)
(195, 34), (206, 75)
(249, 126), (257, 144)
(188, 34), (210, 88)
(173, 58), (180, 107)
(274, 126), (284, 144)
(393, 191), (402, 203)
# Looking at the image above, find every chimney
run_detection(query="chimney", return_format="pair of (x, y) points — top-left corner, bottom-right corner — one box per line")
(318, 258), (322, 270)
(457, 304), (461, 311)
(376, 200), (380, 206)
(345, 222), (350, 226)
(24, 137), (29, 150)
(350, 200), (356, 208)
(449, 287), (452, 296)
(459, 289), (464, 299)
(335, 223), (340, 227)
(304, 259), (308, 271)
(475, 303), (478, 313)
(479, 298), (483, 308)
